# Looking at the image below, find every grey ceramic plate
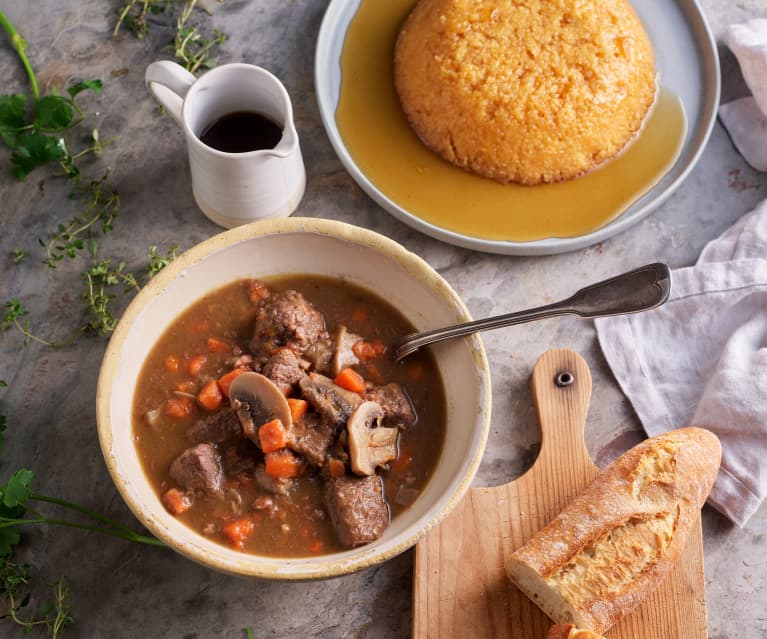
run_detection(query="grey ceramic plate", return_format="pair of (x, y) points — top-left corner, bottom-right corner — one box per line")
(315, 0), (720, 256)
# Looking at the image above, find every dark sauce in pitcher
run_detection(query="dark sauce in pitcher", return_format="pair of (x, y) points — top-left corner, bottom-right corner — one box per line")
(199, 111), (283, 153)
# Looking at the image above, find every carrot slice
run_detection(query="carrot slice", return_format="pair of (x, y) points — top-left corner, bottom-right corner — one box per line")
(264, 449), (303, 478)
(308, 539), (325, 553)
(164, 355), (180, 373)
(197, 379), (223, 412)
(218, 368), (247, 398)
(247, 279), (269, 303)
(353, 340), (387, 363)
(389, 452), (412, 474)
(334, 367), (366, 393)
(328, 458), (346, 478)
(222, 517), (255, 549)
(352, 341), (376, 362)
(165, 396), (195, 419)
(187, 354), (207, 376)
(206, 337), (230, 353)
(287, 398), (308, 423)
(258, 419), (288, 453)
(351, 308), (368, 322)
(162, 488), (191, 515)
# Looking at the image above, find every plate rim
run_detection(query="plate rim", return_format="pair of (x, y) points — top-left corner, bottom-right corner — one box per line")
(314, 0), (721, 256)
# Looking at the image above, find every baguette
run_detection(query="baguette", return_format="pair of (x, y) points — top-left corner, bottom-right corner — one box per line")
(547, 624), (605, 639)
(507, 427), (721, 634)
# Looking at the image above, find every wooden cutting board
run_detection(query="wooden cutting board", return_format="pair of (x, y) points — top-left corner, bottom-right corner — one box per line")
(413, 348), (708, 639)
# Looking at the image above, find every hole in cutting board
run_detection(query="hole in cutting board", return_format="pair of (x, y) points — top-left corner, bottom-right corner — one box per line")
(470, 338), (647, 488)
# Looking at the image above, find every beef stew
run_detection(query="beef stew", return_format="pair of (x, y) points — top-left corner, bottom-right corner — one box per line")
(132, 275), (446, 557)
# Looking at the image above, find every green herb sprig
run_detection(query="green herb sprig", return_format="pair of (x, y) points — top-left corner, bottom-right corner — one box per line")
(42, 169), (120, 268)
(0, 73), (104, 180)
(113, 0), (161, 39)
(2, 244), (180, 347)
(115, 0), (226, 74)
(147, 244), (179, 279)
(1, 300), (74, 348)
(0, 561), (72, 638)
(0, 382), (164, 636)
(0, 9), (121, 274)
(0, 469), (164, 549)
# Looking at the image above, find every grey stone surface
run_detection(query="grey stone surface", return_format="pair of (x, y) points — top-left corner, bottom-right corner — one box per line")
(0, 1), (765, 637)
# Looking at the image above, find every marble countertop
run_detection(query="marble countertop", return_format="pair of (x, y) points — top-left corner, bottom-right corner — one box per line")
(0, 1), (765, 637)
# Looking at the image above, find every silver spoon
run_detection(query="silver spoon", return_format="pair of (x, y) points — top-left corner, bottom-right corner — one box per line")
(393, 262), (671, 361)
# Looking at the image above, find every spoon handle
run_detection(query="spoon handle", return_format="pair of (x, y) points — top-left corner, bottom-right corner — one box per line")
(393, 262), (671, 361)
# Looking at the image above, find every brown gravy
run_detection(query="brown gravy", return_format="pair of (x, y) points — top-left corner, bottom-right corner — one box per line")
(132, 276), (446, 557)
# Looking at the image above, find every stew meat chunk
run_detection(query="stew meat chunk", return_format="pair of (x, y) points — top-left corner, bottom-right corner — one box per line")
(299, 373), (364, 429)
(187, 408), (243, 444)
(133, 276), (446, 557)
(250, 290), (327, 362)
(262, 347), (306, 394)
(324, 475), (389, 547)
(365, 383), (416, 429)
(170, 443), (225, 498)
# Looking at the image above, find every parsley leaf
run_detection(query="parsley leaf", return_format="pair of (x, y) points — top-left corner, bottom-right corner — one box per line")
(0, 94), (27, 147)
(34, 95), (73, 130)
(0, 469), (32, 557)
(0, 94), (26, 128)
(0, 527), (21, 557)
(2, 469), (34, 509)
(67, 79), (102, 99)
(10, 133), (65, 179)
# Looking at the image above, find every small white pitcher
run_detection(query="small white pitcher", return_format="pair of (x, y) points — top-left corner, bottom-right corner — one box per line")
(145, 61), (306, 228)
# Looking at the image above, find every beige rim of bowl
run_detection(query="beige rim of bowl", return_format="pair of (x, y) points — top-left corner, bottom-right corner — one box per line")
(96, 217), (491, 579)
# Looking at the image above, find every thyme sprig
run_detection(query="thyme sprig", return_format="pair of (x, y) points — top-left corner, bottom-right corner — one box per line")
(0, 562), (72, 638)
(115, 0), (226, 74)
(1, 301), (75, 349)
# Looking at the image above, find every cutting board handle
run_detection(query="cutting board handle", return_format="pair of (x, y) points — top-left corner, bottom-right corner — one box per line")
(527, 348), (598, 483)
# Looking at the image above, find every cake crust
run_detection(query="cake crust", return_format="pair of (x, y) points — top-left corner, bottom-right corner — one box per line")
(394, 0), (657, 185)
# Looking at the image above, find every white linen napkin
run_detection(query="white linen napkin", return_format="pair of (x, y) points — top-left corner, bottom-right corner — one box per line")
(719, 19), (767, 171)
(595, 200), (767, 527)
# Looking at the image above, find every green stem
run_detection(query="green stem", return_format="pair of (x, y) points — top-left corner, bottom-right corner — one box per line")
(3, 515), (164, 546)
(11, 317), (74, 348)
(0, 10), (40, 99)
(113, 0), (137, 37)
(31, 493), (142, 536)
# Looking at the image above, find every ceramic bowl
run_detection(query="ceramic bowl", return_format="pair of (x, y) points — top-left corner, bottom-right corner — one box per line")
(96, 218), (491, 579)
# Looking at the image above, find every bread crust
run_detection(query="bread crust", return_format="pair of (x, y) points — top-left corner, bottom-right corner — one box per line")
(547, 624), (605, 639)
(507, 427), (721, 633)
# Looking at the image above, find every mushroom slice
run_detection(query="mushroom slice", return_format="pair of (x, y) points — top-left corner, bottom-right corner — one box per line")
(332, 325), (363, 377)
(228, 372), (292, 446)
(347, 401), (400, 476)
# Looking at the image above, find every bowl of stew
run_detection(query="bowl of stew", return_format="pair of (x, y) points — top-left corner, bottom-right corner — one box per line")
(97, 217), (491, 578)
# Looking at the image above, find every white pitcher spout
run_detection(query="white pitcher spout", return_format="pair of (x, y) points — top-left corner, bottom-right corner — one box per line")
(269, 119), (299, 159)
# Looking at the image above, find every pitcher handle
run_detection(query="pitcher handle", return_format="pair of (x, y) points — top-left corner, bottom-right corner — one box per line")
(145, 61), (196, 127)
